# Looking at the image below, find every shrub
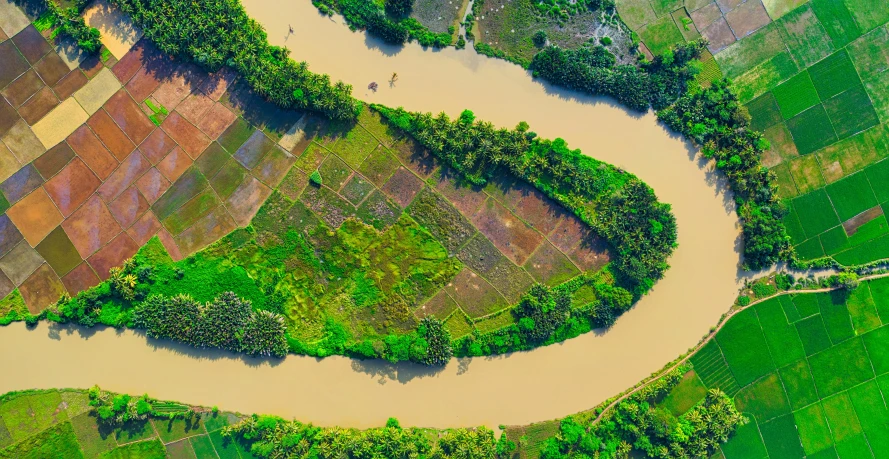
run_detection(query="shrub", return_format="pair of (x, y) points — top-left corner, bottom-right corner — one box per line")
(309, 170), (323, 186)
(737, 295), (750, 306)
(533, 30), (548, 47)
(600, 36), (612, 46)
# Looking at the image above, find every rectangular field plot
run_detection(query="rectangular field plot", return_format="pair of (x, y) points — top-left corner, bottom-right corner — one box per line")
(795, 237), (824, 260)
(809, 337), (874, 397)
(772, 71), (820, 119)
(822, 392), (863, 442)
(760, 414), (806, 459)
(848, 26), (889, 82)
(658, 370), (708, 416)
(735, 372), (791, 423)
(825, 171), (878, 221)
(820, 226), (849, 255)
(787, 104), (838, 155)
(809, 49), (862, 100)
(834, 233), (889, 266)
(689, 340), (741, 395)
(720, 415), (768, 459)
(824, 85), (881, 140)
(869, 277), (889, 323)
(794, 403), (834, 455)
(792, 189), (840, 237)
(811, 0), (861, 48)
(776, 3), (835, 69)
(778, 358), (819, 409)
(714, 22), (786, 79)
(715, 308), (775, 386)
(817, 290), (856, 344)
(795, 314), (832, 355)
(747, 92), (783, 131)
(862, 325), (889, 376)
(849, 380), (889, 432)
(756, 297), (805, 367)
(846, 285), (881, 335)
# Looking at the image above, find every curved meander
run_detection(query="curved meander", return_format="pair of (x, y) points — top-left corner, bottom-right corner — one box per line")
(0, 0), (744, 429)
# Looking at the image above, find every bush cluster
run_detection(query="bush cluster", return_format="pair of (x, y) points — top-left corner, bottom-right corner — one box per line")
(41, 0), (102, 53)
(313, 0), (451, 48)
(132, 292), (288, 358)
(658, 79), (791, 269)
(375, 106), (677, 293)
(88, 386), (152, 426)
(108, 0), (358, 120)
(541, 365), (746, 459)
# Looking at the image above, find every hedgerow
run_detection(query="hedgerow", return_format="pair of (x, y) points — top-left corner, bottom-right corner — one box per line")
(107, 0), (359, 120)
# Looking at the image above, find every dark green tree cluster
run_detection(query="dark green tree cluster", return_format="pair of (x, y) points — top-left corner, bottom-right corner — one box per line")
(658, 80), (791, 269)
(313, 0), (452, 48)
(40, 0), (102, 53)
(541, 370), (745, 459)
(88, 386), (152, 426)
(514, 284), (570, 344)
(529, 41), (705, 112)
(108, 0), (358, 120)
(132, 292), (289, 357)
(375, 106), (676, 292)
(224, 414), (500, 458)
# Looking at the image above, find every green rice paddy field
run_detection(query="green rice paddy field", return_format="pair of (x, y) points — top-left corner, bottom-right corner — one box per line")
(652, 276), (889, 458)
(617, 0), (889, 266)
(0, 389), (261, 459)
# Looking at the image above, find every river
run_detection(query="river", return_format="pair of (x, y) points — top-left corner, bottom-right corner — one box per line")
(0, 1), (744, 429)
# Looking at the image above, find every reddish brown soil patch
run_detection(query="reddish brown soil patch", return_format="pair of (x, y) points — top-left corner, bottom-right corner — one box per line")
(138, 127), (176, 165)
(177, 93), (214, 124)
(66, 125), (118, 180)
(61, 262), (101, 295)
(61, 194), (122, 258)
(108, 186), (149, 228)
(390, 136), (437, 178)
(111, 39), (154, 83)
(843, 206), (884, 236)
(103, 90), (154, 144)
(570, 236), (612, 272)
(513, 187), (567, 236)
(471, 197), (544, 266)
(96, 150), (150, 202)
(152, 64), (204, 110)
(2, 69), (44, 107)
(157, 228), (183, 261)
(156, 146), (192, 182)
(87, 233), (139, 279)
(43, 157), (101, 216)
(125, 65), (163, 102)
(381, 166), (423, 208)
(692, 2), (722, 30)
(126, 210), (162, 246)
(12, 26), (51, 65)
(33, 52), (70, 87)
(703, 17), (736, 53)
(18, 86), (58, 124)
(0, 41), (29, 90)
(161, 112), (210, 159)
(135, 167), (171, 203)
(548, 215), (588, 253)
(725, 0), (769, 38)
(434, 167), (487, 217)
(88, 109), (135, 161)
(195, 103), (236, 139)
(52, 70), (88, 100)
(19, 263), (66, 313)
(6, 187), (63, 246)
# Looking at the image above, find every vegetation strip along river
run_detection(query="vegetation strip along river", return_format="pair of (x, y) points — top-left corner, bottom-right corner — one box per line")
(0, 0), (743, 429)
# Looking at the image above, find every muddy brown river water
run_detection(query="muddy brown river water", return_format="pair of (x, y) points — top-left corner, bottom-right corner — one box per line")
(0, 1), (745, 429)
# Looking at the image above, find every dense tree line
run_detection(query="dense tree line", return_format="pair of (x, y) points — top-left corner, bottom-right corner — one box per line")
(108, 0), (359, 120)
(375, 106), (677, 292)
(224, 414), (503, 458)
(312, 0), (452, 48)
(132, 292), (289, 357)
(658, 80), (790, 269)
(530, 41), (705, 112)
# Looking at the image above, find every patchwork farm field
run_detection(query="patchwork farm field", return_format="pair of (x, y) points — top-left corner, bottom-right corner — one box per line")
(618, 0), (889, 266)
(649, 277), (889, 458)
(0, 13), (631, 358)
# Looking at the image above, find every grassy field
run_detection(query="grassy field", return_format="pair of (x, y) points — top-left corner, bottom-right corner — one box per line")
(616, 0), (889, 266)
(0, 389), (254, 459)
(650, 277), (889, 459)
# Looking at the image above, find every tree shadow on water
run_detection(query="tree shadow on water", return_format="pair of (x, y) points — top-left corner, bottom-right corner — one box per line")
(349, 356), (446, 384)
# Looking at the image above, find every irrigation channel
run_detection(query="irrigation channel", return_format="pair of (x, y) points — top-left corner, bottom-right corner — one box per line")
(0, 1), (746, 429)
